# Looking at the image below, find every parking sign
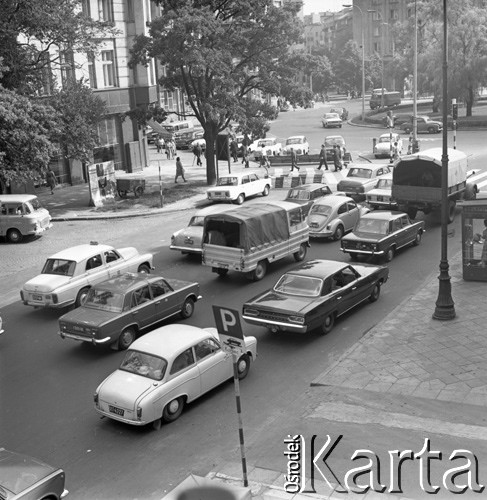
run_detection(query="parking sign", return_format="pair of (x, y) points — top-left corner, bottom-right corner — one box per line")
(212, 305), (244, 351)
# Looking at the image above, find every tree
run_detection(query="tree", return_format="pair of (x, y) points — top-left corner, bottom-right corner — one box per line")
(131, 0), (311, 185)
(333, 40), (363, 93)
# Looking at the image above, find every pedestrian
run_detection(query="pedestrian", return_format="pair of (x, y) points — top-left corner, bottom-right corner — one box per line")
(243, 146), (250, 168)
(392, 141), (400, 162)
(175, 157), (187, 183)
(46, 168), (57, 194)
(333, 145), (342, 172)
(169, 138), (176, 160)
(193, 142), (203, 166)
(230, 140), (238, 163)
(290, 148), (299, 171)
(156, 135), (164, 154)
(259, 154), (270, 175)
(241, 144), (248, 165)
(317, 144), (329, 171)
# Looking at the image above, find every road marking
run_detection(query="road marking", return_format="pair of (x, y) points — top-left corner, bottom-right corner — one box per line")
(309, 402), (487, 441)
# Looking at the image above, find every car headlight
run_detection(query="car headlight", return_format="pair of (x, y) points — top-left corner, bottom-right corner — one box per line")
(288, 315), (305, 324)
(137, 407), (142, 419)
(243, 307), (259, 317)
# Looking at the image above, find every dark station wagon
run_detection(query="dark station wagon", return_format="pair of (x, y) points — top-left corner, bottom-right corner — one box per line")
(341, 211), (425, 262)
(58, 273), (201, 350)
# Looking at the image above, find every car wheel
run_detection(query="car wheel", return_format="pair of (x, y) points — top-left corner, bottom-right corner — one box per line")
(333, 224), (344, 241)
(404, 126), (412, 134)
(252, 260), (267, 281)
(262, 185), (270, 197)
(118, 190), (128, 198)
(216, 268), (228, 278)
(428, 127), (436, 134)
(134, 185), (144, 197)
(7, 228), (22, 243)
(75, 287), (90, 307)
(162, 397), (185, 423)
(137, 264), (151, 274)
(413, 231), (422, 246)
(118, 327), (136, 350)
(369, 283), (381, 302)
(180, 297), (195, 319)
(293, 243), (307, 262)
(320, 313), (335, 335)
(235, 193), (245, 205)
(237, 354), (251, 380)
(384, 246), (395, 262)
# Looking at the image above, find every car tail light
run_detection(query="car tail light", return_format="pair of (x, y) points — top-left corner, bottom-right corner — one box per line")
(94, 392), (99, 405)
(52, 294), (58, 304)
(243, 308), (258, 317)
(137, 407), (142, 419)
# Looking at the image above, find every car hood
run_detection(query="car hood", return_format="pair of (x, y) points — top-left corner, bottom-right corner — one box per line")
(246, 290), (315, 314)
(342, 231), (384, 243)
(23, 274), (71, 293)
(98, 370), (158, 409)
(59, 306), (118, 326)
(165, 278), (198, 292)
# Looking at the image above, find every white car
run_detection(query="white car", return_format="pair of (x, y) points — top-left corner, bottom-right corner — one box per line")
(248, 138), (282, 158)
(170, 204), (237, 255)
(374, 133), (403, 158)
(321, 112), (343, 128)
(282, 135), (310, 155)
(206, 172), (271, 205)
(366, 172), (397, 210)
(20, 242), (154, 309)
(94, 324), (257, 427)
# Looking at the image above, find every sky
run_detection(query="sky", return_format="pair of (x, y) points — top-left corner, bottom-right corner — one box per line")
(302, 0), (345, 15)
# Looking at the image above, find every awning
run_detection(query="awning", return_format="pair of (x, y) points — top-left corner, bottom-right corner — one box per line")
(147, 120), (174, 141)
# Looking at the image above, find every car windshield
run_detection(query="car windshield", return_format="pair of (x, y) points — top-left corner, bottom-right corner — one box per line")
(310, 204), (332, 216)
(258, 140), (273, 147)
(347, 168), (372, 179)
(377, 179), (393, 189)
(41, 258), (76, 277)
(286, 138), (304, 145)
(286, 189), (310, 201)
(83, 288), (124, 312)
(120, 350), (167, 381)
(274, 274), (323, 297)
(189, 215), (206, 227)
(356, 218), (390, 234)
(325, 138), (344, 147)
(217, 177), (238, 186)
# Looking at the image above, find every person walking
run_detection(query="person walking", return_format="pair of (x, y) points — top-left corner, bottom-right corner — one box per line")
(230, 140), (238, 163)
(259, 153), (270, 176)
(333, 145), (342, 172)
(290, 148), (299, 172)
(46, 168), (57, 194)
(156, 135), (164, 154)
(175, 157), (187, 183)
(193, 143), (203, 166)
(317, 144), (328, 171)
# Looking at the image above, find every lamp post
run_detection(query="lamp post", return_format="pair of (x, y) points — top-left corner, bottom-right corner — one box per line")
(343, 4), (365, 122)
(412, 0), (418, 150)
(433, 0), (455, 320)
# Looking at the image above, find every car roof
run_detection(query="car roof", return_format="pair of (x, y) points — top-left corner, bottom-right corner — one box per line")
(362, 211), (405, 220)
(349, 163), (386, 171)
(313, 194), (354, 206)
(288, 183), (329, 191)
(379, 133), (399, 139)
(91, 273), (161, 293)
(325, 135), (345, 141)
(287, 259), (350, 278)
(48, 243), (115, 262)
(194, 204), (237, 217)
(130, 325), (214, 358)
(219, 172), (257, 180)
(0, 194), (39, 203)
(286, 135), (306, 139)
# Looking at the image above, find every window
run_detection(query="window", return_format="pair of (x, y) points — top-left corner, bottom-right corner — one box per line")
(194, 338), (221, 361)
(392, 219), (403, 232)
(86, 255), (103, 271)
(170, 349), (195, 375)
(337, 203), (347, 215)
(125, 0), (134, 21)
(98, 0), (114, 21)
(87, 52), (97, 89)
(60, 50), (75, 89)
(390, 9), (399, 20)
(131, 286), (151, 307)
(104, 250), (120, 263)
(347, 202), (358, 212)
(101, 50), (116, 87)
(150, 279), (172, 298)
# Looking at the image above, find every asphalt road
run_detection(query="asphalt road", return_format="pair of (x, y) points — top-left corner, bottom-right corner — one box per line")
(1, 102), (487, 499)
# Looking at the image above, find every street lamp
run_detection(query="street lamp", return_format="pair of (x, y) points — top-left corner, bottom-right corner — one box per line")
(343, 4), (365, 122)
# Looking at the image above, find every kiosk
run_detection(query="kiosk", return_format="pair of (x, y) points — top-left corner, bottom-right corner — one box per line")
(460, 199), (487, 281)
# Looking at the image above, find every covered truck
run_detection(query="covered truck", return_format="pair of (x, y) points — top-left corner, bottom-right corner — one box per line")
(201, 201), (309, 281)
(392, 148), (478, 222)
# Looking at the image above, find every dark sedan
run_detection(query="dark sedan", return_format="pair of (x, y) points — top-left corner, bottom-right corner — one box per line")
(242, 259), (388, 335)
(341, 211), (425, 262)
(58, 273), (201, 350)
(284, 183), (333, 217)
(0, 448), (68, 499)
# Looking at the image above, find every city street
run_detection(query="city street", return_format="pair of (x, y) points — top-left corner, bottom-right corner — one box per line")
(1, 102), (487, 499)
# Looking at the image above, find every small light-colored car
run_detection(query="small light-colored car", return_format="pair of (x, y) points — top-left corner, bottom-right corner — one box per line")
(308, 195), (369, 240)
(170, 204), (237, 255)
(20, 242), (154, 309)
(374, 133), (403, 158)
(248, 137), (282, 158)
(324, 135), (346, 162)
(337, 164), (392, 202)
(94, 324), (257, 427)
(206, 172), (271, 205)
(0, 447), (68, 499)
(366, 172), (397, 210)
(282, 135), (310, 155)
(321, 112), (343, 128)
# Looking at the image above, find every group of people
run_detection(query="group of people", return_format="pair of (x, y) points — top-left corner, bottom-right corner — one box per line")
(156, 135), (176, 160)
(317, 144), (346, 172)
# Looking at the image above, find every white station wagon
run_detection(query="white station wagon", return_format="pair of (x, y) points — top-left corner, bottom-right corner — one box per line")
(94, 324), (257, 428)
(20, 242), (154, 309)
(206, 172), (271, 205)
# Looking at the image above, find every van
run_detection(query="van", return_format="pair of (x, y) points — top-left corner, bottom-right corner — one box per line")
(0, 194), (52, 243)
(369, 91), (401, 110)
(201, 201), (309, 281)
(162, 120), (195, 138)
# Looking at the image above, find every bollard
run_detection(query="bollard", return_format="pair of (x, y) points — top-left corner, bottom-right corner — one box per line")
(372, 138), (377, 151)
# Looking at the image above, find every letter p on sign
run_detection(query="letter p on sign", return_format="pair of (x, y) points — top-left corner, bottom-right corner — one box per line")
(212, 305), (244, 350)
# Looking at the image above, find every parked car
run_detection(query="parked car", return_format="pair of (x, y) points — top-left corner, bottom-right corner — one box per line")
(284, 183), (332, 217)
(58, 273), (201, 350)
(341, 211), (425, 262)
(321, 112), (343, 128)
(170, 204), (237, 255)
(374, 133), (403, 158)
(0, 447), (68, 499)
(20, 242), (154, 309)
(94, 324), (257, 427)
(248, 137), (282, 158)
(242, 259), (389, 335)
(337, 164), (392, 202)
(206, 172), (271, 205)
(401, 115), (442, 134)
(324, 135), (346, 162)
(176, 128), (204, 149)
(366, 173), (397, 210)
(282, 135), (310, 155)
(308, 195), (369, 240)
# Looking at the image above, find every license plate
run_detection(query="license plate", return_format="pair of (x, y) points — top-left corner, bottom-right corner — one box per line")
(32, 294), (43, 301)
(109, 405), (124, 416)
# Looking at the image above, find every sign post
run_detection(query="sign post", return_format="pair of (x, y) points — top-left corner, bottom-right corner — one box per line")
(212, 305), (248, 488)
(452, 98), (458, 150)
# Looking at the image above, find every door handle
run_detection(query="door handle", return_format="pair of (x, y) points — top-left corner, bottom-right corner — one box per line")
(132, 311), (138, 315)
(352, 287), (357, 290)
(155, 301), (161, 305)
(337, 296), (342, 300)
